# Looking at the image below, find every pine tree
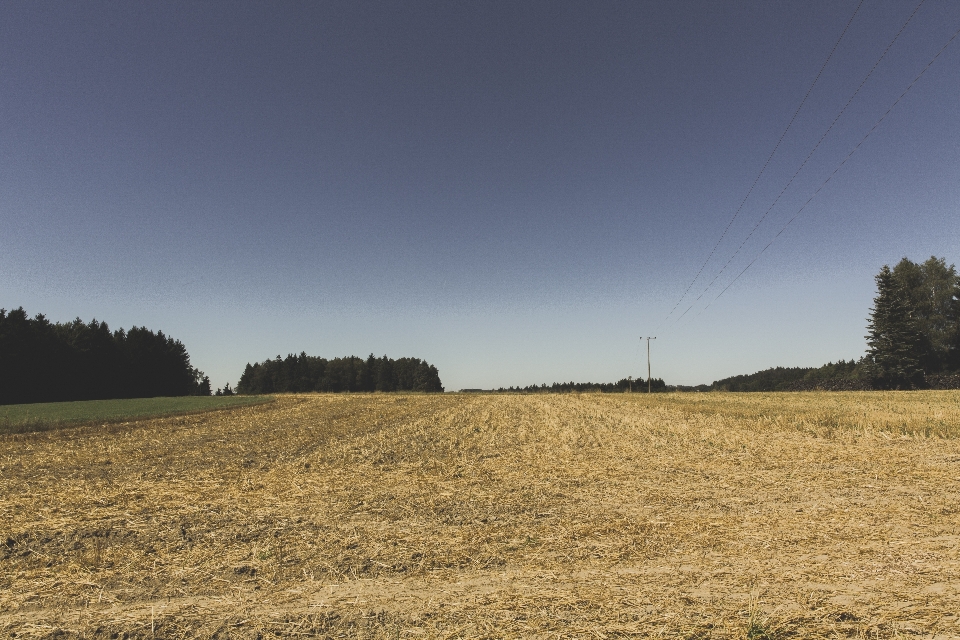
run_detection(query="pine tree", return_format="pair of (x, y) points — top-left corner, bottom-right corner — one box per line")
(864, 265), (926, 389)
(891, 257), (960, 373)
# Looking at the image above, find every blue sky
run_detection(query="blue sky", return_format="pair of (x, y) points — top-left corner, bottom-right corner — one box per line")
(2, 1), (958, 390)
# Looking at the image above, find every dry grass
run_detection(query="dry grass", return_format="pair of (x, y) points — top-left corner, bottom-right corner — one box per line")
(1, 391), (959, 638)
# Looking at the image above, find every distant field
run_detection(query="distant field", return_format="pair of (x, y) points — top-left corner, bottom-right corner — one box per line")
(0, 395), (273, 434)
(1, 391), (959, 638)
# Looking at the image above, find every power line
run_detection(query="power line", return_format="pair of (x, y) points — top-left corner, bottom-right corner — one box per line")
(693, 22), (960, 320)
(672, 0), (926, 325)
(656, 0), (865, 332)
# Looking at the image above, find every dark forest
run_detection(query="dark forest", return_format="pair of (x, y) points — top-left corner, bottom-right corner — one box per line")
(236, 352), (444, 394)
(0, 307), (209, 405)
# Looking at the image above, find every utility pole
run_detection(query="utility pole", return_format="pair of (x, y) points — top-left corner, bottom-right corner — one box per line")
(646, 337), (657, 393)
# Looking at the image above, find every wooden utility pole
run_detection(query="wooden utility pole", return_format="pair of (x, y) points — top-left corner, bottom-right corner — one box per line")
(646, 337), (657, 393)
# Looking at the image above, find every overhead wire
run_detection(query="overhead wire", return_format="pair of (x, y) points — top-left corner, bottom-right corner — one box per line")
(692, 21), (960, 321)
(655, 0), (866, 332)
(671, 0), (927, 325)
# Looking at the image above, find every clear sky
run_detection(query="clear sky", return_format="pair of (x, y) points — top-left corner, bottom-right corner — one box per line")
(2, 1), (958, 390)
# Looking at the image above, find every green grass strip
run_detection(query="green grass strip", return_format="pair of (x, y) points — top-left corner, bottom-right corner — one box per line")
(0, 395), (273, 435)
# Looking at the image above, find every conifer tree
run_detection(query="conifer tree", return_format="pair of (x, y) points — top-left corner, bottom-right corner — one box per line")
(864, 265), (926, 389)
(891, 256), (960, 373)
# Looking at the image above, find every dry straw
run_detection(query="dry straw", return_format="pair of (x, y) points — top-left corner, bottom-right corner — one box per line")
(1, 391), (959, 638)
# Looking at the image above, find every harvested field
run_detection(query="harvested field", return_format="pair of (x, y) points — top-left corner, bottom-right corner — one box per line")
(2, 391), (960, 638)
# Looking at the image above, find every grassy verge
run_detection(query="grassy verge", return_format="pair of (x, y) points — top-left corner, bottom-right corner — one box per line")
(0, 395), (273, 435)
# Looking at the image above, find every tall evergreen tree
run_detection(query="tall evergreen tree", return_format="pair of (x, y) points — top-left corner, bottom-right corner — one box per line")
(891, 256), (960, 373)
(864, 265), (926, 389)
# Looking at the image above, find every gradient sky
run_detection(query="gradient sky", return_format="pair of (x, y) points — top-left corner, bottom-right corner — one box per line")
(2, 1), (959, 390)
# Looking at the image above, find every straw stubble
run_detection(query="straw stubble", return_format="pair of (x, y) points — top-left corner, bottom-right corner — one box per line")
(1, 391), (959, 638)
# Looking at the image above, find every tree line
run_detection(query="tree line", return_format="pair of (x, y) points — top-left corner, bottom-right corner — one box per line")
(236, 352), (444, 394)
(496, 378), (667, 393)
(3, 255), (952, 403)
(707, 361), (861, 392)
(0, 307), (210, 405)
(0, 307), (446, 404)
(708, 256), (959, 391)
